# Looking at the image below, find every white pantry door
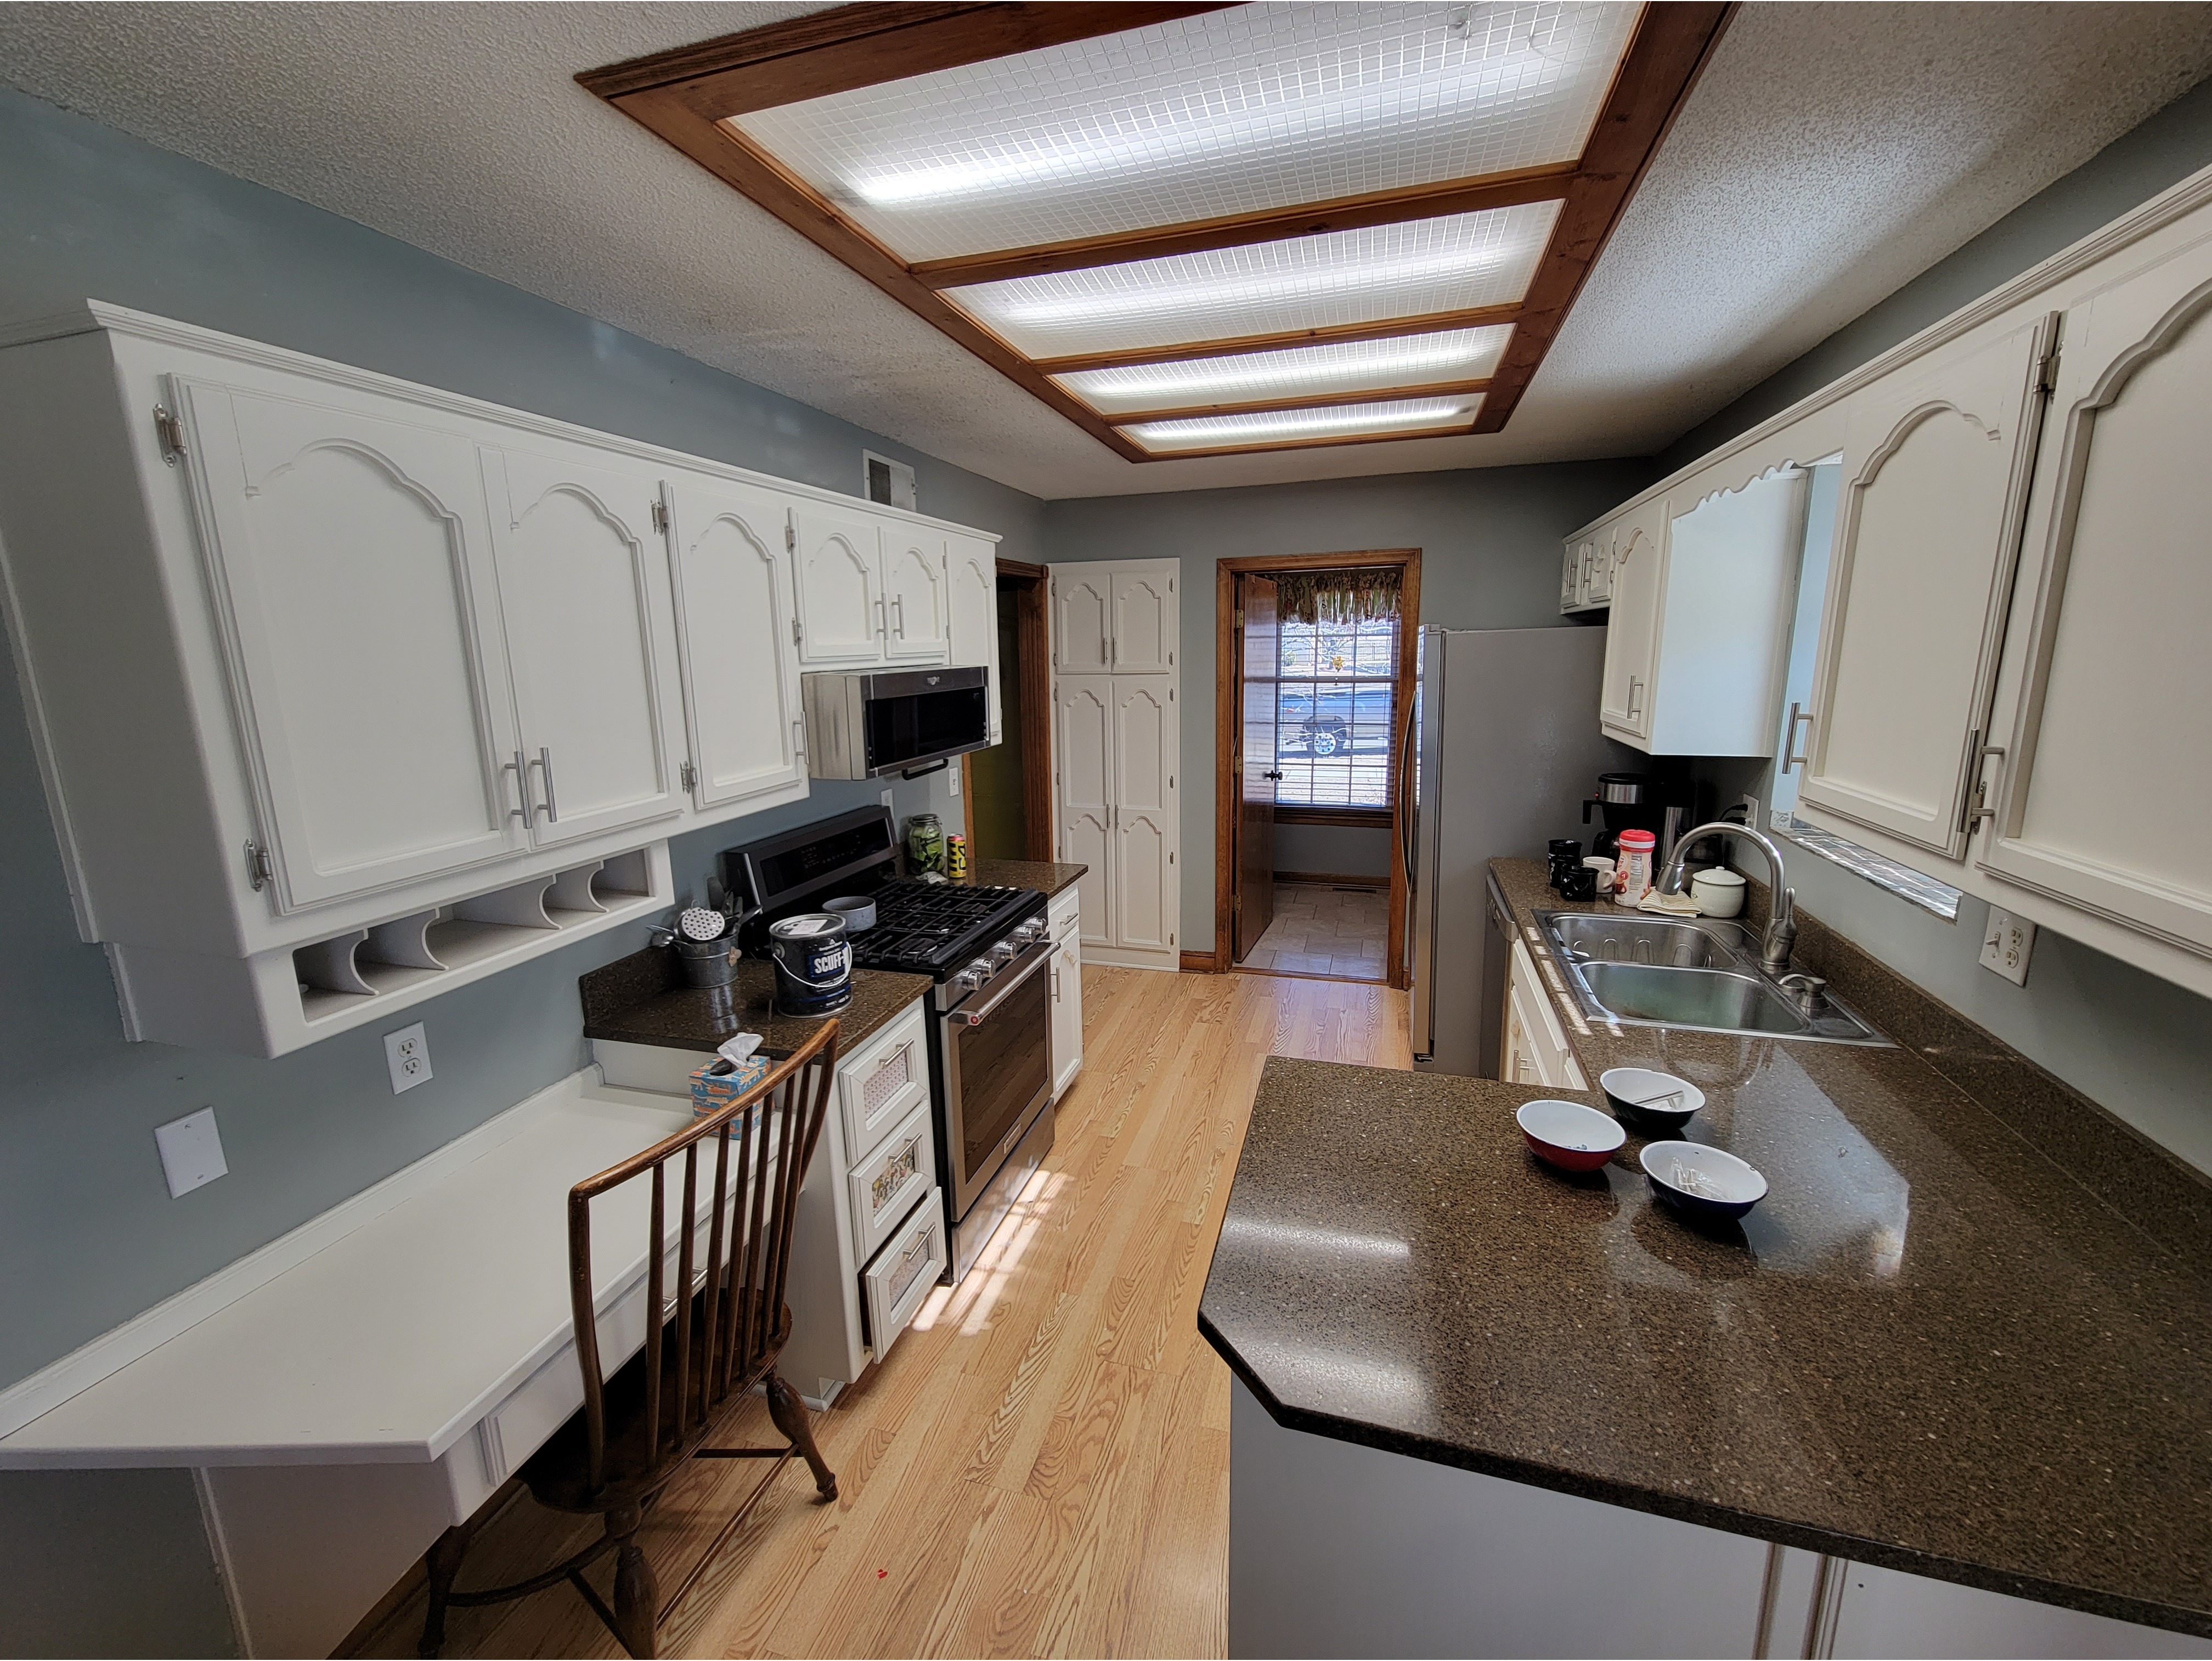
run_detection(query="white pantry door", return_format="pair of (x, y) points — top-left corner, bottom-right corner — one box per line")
(881, 532), (950, 662)
(1051, 567), (1111, 673)
(792, 505), (883, 664)
(1109, 564), (1177, 673)
(483, 443), (683, 846)
(664, 473), (806, 811)
(1054, 674), (1114, 948)
(1111, 675), (1177, 954)
(175, 378), (525, 911)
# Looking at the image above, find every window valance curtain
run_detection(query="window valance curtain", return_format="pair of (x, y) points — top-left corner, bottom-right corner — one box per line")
(1275, 566), (1401, 626)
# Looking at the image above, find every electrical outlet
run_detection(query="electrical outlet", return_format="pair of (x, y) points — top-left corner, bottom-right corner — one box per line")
(1736, 794), (1763, 829)
(1979, 908), (2035, 986)
(384, 1021), (432, 1093)
(155, 1106), (228, 1198)
(879, 787), (895, 816)
(947, 763), (961, 797)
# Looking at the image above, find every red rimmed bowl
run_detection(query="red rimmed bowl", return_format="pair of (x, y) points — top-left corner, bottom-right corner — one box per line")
(1516, 1098), (1626, 1173)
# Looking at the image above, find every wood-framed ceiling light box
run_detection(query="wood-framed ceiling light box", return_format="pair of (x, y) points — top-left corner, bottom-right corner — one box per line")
(581, 2), (1734, 462)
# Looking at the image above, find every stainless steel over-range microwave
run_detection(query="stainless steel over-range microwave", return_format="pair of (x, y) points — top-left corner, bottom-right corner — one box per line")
(802, 665), (991, 779)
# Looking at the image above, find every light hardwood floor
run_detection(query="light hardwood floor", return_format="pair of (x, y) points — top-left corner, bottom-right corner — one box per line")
(357, 967), (1410, 1661)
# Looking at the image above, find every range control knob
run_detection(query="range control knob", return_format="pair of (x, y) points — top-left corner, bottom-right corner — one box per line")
(989, 940), (1018, 965)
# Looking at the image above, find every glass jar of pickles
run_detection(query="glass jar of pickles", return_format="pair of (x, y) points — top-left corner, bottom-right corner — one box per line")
(906, 812), (944, 874)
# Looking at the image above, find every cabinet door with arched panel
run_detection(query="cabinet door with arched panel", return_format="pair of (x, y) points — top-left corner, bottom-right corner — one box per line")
(792, 505), (883, 664)
(1598, 497), (1667, 740)
(664, 473), (807, 815)
(945, 534), (1001, 743)
(483, 442), (685, 846)
(1111, 676), (1178, 954)
(1798, 315), (2055, 858)
(881, 532), (949, 662)
(1983, 236), (2212, 958)
(1052, 566), (1111, 673)
(1110, 564), (1177, 673)
(174, 378), (527, 910)
(1053, 674), (1114, 948)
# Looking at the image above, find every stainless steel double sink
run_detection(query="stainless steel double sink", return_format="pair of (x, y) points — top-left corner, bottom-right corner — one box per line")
(1532, 911), (1891, 1046)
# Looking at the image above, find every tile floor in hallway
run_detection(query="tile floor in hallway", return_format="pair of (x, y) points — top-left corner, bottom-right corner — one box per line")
(1238, 882), (1388, 981)
(354, 965), (1412, 1660)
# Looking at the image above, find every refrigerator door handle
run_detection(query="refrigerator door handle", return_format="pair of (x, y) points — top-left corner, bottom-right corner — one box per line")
(1398, 697), (1419, 882)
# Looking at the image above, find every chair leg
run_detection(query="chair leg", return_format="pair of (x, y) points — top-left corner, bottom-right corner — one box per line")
(419, 1522), (473, 1658)
(609, 1505), (659, 1660)
(766, 1371), (837, 1500)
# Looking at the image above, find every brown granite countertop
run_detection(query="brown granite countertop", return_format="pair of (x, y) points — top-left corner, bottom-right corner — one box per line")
(579, 947), (930, 1058)
(964, 858), (1087, 898)
(1198, 857), (2212, 1636)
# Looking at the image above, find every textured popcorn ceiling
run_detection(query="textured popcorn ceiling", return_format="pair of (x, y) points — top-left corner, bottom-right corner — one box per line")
(4, 3), (2211, 500)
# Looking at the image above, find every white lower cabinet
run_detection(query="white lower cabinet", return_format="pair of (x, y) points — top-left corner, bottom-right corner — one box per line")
(1048, 886), (1084, 1099)
(1503, 937), (1586, 1092)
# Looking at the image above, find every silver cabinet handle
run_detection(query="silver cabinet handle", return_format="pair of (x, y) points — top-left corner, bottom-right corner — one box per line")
(893, 594), (906, 638)
(792, 717), (806, 760)
(504, 750), (535, 823)
(876, 596), (888, 637)
(1627, 677), (1644, 720)
(534, 747), (559, 823)
(1783, 702), (1814, 772)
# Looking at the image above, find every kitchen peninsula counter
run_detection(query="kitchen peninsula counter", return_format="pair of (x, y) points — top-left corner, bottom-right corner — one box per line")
(1199, 860), (2212, 1641)
(964, 858), (1087, 897)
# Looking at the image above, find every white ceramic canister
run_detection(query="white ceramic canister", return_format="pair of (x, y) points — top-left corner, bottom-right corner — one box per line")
(1615, 829), (1656, 907)
(1691, 866), (1748, 918)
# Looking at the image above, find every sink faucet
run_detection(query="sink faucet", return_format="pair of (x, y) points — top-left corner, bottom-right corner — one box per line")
(1656, 822), (1797, 976)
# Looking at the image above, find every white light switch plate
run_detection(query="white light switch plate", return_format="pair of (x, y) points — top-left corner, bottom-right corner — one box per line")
(1979, 908), (2035, 986)
(385, 1021), (432, 1093)
(155, 1107), (227, 1198)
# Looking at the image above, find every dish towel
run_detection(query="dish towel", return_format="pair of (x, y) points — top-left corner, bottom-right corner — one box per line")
(1637, 889), (1701, 917)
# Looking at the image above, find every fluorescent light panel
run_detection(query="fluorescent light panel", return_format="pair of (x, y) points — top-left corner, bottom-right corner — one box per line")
(730, 2), (1632, 262)
(1054, 326), (1513, 415)
(944, 202), (1557, 360)
(1127, 396), (1484, 453)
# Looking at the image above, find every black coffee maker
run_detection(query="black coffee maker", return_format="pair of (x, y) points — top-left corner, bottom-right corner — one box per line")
(1582, 772), (1671, 863)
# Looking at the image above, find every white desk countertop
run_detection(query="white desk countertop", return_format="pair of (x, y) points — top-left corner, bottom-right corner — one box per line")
(0, 1071), (702, 1470)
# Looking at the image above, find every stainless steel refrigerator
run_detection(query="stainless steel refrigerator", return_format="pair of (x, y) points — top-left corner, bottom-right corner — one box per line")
(1404, 626), (1635, 1075)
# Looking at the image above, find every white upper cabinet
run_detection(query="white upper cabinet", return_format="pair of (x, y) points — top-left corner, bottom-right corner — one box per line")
(1981, 230), (2212, 959)
(174, 377), (527, 910)
(945, 534), (1001, 744)
(1110, 675), (1177, 954)
(482, 444), (684, 846)
(881, 531), (950, 662)
(1052, 565), (1112, 672)
(1110, 564), (1177, 673)
(1598, 496), (1668, 741)
(792, 505), (883, 664)
(1799, 316), (2055, 858)
(1053, 674), (1114, 949)
(663, 473), (808, 813)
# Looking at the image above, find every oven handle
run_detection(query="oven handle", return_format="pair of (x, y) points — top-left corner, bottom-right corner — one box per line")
(946, 944), (1052, 1027)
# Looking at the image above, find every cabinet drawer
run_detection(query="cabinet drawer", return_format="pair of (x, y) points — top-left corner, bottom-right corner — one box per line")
(837, 1003), (930, 1165)
(1048, 886), (1080, 944)
(477, 1348), (584, 1489)
(847, 1100), (936, 1267)
(862, 1187), (947, 1360)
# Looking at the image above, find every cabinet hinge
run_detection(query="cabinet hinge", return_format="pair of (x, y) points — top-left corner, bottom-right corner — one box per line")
(792, 616), (802, 646)
(651, 500), (669, 533)
(680, 760), (697, 792)
(244, 839), (272, 892)
(2036, 342), (2062, 397)
(785, 523), (797, 552)
(153, 405), (187, 465)
(1170, 931), (1176, 945)
(1233, 609), (1243, 627)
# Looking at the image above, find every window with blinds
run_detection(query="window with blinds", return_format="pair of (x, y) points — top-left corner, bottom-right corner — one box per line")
(1272, 578), (1401, 811)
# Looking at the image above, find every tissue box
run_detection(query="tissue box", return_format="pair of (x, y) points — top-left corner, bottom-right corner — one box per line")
(690, 1054), (772, 1117)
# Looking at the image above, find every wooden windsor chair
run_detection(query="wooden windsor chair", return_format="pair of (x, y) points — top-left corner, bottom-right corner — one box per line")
(419, 1021), (842, 1658)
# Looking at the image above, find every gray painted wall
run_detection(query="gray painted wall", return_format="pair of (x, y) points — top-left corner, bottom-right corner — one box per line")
(0, 82), (1040, 1653)
(1275, 823), (1392, 880)
(1042, 464), (1643, 948)
(1668, 81), (2212, 1173)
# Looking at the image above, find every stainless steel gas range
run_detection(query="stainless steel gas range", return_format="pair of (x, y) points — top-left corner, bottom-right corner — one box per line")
(725, 807), (1053, 1284)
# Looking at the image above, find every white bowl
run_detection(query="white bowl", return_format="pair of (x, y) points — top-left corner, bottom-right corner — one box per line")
(1515, 1098), (1626, 1172)
(1690, 867), (1746, 918)
(1639, 1140), (1768, 1221)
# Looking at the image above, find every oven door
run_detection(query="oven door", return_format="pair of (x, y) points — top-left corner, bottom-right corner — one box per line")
(939, 942), (1053, 1218)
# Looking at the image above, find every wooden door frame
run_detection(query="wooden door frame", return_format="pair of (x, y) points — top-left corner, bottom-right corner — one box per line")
(1209, 549), (1421, 986)
(958, 556), (1053, 863)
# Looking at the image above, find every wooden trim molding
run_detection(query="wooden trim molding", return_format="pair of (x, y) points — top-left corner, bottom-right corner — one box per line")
(1272, 870), (1389, 889)
(1178, 949), (1225, 974)
(580, 3), (1728, 461)
(1102, 377), (1493, 427)
(1212, 550), (1421, 987)
(1473, 2), (1737, 432)
(1276, 806), (1393, 829)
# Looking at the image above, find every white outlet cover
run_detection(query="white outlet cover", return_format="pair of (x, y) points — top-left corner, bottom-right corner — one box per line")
(947, 763), (962, 796)
(1979, 908), (2035, 986)
(384, 1021), (433, 1094)
(155, 1107), (228, 1198)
